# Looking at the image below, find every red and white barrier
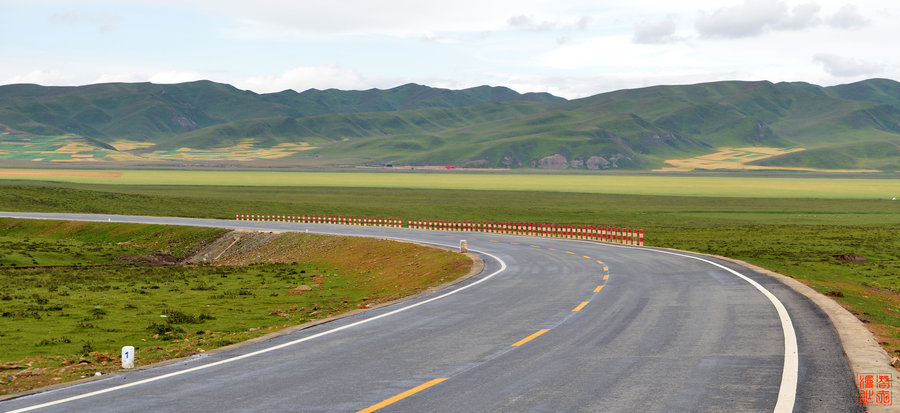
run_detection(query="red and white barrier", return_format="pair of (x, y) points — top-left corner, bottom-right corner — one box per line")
(234, 213), (644, 245)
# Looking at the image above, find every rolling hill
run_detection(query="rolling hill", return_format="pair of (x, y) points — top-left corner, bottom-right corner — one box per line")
(1, 79), (898, 171)
(0, 81), (561, 141)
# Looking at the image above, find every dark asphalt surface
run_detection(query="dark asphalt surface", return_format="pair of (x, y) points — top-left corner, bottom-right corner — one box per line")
(0, 213), (863, 412)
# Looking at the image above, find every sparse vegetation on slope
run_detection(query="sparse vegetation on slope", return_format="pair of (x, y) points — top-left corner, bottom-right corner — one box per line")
(0, 219), (471, 395)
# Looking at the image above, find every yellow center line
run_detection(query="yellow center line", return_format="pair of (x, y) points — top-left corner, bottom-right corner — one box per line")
(530, 245), (541, 248)
(511, 329), (551, 347)
(572, 301), (590, 312)
(511, 242), (520, 245)
(548, 248), (557, 251)
(358, 378), (448, 413)
(489, 240), (499, 243)
(565, 251), (575, 255)
(603, 274), (609, 280)
(594, 285), (604, 293)
(596, 260), (604, 264)
(583, 255), (591, 259)
(603, 267), (609, 272)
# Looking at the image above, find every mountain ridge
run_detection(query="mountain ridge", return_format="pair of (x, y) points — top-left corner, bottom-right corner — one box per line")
(1, 78), (898, 171)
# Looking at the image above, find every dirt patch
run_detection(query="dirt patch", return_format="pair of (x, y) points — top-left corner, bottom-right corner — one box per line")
(183, 230), (284, 265)
(833, 254), (868, 262)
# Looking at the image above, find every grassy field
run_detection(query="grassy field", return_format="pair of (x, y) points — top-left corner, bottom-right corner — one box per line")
(0, 219), (470, 394)
(0, 168), (897, 199)
(0, 171), (897, 394)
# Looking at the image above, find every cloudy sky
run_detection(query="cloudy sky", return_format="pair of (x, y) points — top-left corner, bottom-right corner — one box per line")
(1, 0), (896, 98)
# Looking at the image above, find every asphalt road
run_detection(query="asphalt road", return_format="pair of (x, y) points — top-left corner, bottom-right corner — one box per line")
(0, 213), (863, 412)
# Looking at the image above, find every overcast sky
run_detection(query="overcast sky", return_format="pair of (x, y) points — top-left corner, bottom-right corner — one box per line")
(1, 0), (896, 98)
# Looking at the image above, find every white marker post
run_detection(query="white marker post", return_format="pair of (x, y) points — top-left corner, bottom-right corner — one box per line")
(121, 346), (135, 369)
(460, 240), (468, 254)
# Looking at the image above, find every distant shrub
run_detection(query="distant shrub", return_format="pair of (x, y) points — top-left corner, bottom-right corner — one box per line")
(87, 307), (107, 320)
(37, 336), (71, 346)
(162, 309), (198, 324)
(146, 321), (184, 339)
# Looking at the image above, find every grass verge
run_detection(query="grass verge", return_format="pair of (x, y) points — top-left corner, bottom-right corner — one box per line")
(0, 220), (471, 395)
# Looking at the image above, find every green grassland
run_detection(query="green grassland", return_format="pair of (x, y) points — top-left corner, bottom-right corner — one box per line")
(0, 218), (470, 394)
(751, 140), (900, 171)
(0, 169), (897, 199)
(0, 219), (224, 267)
(0, 176), (897, 356)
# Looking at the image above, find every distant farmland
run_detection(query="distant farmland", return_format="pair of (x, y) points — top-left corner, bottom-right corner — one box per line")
(0, 135), (316, 163)
(0, 168), (896, 199)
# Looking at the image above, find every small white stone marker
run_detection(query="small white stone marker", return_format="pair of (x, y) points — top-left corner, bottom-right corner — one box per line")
(122, 346), (135, 369)
(460, 240), (468, 254)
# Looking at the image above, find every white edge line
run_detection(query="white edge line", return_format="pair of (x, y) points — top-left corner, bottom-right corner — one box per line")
(653, 249), (798, 413)
(588, 241), (798, 413)
(3, 224), (507, 413)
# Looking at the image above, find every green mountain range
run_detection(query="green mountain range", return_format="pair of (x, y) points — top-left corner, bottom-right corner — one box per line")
(1, 79), (898, 171)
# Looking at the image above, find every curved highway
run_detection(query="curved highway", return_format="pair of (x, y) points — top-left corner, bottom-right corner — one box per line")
(0, 213), (862, 412)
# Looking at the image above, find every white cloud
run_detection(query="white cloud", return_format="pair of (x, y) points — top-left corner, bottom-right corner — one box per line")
(238, 64), (379, 93)
(189, 0), (541, 38)
(506, 14), (592, 32)
(148, 71), (208, 84)
(92, 73), (146, 84)
(774, 3), (821, 30)
(695, 0), (821, 38)
(483, 69), (768, 99)
(2, 0), (898, 100)
(813, 54), (883, 77)
(507, 15), (558, 31)
(421, 32), (457, 43)
(3, 69), (78, 85)
(827, 4), (870, 29)
(632, 17), (678, 44)
(49, 8), (117, 32)
(88, 71), (206, 85)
